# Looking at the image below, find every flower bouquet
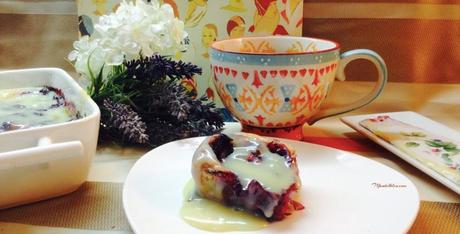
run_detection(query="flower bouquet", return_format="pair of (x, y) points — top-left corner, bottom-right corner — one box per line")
(68, 0), (223, 146)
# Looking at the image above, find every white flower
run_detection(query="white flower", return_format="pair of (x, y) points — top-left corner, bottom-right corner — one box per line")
(68, 0), (188, 81)
(68, 36), (111, 81)
(94, 0), (187, 62)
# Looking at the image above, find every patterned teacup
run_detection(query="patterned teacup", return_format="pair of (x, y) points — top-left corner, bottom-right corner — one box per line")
(210, 36), (387, 139)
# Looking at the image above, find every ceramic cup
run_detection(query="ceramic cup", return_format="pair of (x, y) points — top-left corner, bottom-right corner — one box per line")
(209, 36), (387, 140)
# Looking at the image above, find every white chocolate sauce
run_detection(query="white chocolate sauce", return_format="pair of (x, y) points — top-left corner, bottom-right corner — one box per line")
(180, 179), (268, 232)
(223, 144), (296, 194)
(0, 87), (77, 132)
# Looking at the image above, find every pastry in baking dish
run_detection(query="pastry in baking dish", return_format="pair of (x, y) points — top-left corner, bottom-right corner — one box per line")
(192, 133), (304, 221)
(0, 86), (78, 133)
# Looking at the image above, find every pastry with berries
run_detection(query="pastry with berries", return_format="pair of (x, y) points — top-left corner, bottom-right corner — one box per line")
(191, 133), (304, 221)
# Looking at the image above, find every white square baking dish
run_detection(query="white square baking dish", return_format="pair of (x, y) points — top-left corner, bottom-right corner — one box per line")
(0, 68), (100, 209)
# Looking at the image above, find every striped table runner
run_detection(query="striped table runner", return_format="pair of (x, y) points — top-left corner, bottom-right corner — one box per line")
(0, 181), (458, 233)
(0, 135), (458, 233)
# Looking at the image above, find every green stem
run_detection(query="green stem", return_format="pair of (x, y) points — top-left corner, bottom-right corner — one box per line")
(85, 50), (105, 100)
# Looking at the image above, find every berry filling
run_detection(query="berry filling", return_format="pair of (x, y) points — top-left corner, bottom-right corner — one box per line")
(246, 150), (262, 162)
(204, 134), (303, 221)
(267, 141), (294, 166)
(208, 133), (234, 162)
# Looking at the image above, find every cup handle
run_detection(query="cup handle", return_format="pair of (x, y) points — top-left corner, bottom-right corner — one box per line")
(308, 49), (388, 124)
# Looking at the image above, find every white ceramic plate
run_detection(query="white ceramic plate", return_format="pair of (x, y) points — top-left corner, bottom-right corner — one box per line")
(123, 137), (419, 234)
(341, 111), (460, 195)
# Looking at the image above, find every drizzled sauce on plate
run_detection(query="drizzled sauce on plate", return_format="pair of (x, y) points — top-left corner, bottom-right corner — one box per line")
(180, 179), (268, 232)
(0, 86), (79, 133)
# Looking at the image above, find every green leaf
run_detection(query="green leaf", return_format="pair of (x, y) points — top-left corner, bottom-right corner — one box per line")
(405, 142), (420, 147)
(443, 142), (457, 150)
(401, 131), (426, 137)
(441, 153), (453, 165)
(445, 148), (460, 154)
(425, 139), (460, 155)
(425, 140), (443, 148)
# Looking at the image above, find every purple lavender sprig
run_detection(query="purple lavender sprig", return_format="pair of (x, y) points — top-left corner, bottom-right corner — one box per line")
(102, 99), (149, 144)
(124, 54), (202, 85)
(91, 54), (223, 146)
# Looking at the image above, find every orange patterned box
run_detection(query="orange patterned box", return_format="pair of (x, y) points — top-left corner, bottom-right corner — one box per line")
(77, 0), (303, 107)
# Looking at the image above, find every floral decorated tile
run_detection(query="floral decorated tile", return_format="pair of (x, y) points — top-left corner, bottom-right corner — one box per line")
(341, 111), (460, 194)
(76, 0), (304, 107)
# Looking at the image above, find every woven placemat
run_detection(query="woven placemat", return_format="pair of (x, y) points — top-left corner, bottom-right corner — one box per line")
(0, 181), (458, 233)
(0, 182), (131, 231)
(408, 201), (460, 234)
